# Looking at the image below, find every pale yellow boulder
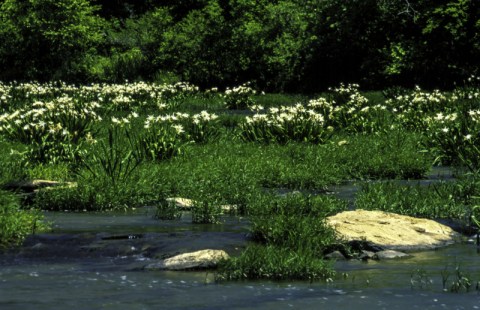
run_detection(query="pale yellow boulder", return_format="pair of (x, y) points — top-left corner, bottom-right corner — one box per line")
(327, 210), (460, 250)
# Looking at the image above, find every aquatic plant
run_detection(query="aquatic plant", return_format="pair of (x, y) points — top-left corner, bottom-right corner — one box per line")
(217, 244), (335, 281)
(78, 125), (142, 186)
(154, 198), (182, 220)
(0, 190), (48, 248)
(355, 181), (469, 220)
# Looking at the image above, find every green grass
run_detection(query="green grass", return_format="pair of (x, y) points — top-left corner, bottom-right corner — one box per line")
(217, 244), (335, 281)
(3, 82), (480, 280)
(355, 181), (472, 221)
(0, 190), (49, 249)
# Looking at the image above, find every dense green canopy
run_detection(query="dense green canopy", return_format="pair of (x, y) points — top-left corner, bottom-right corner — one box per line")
(0, 0), (478, 91)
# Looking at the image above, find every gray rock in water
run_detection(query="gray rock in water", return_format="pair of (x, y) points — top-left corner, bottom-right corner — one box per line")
(145, 249), (229, 271)
(358, 250), (376, 260)
(374, 250), (410, 260)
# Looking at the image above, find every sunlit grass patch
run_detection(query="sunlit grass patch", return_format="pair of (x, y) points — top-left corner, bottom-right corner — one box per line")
(355, 181), (471, 221)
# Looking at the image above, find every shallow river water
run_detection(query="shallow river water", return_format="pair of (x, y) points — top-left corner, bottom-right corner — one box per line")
(1, 209), (479, 309)
(1, 167), (480, 309)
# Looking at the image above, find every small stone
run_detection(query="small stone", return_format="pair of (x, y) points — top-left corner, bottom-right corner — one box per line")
(166, 197), (195, 209)
(374, 250), (410, 260)
(145, 249), (229, 271)
(358, 250), (376, 260)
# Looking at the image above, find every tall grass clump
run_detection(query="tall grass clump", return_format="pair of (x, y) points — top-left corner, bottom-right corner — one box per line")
(249, 193), (346, 251)
(332, 130), (431, 180)
(355, 182), (470, 221)
(0, 190), (48, 248)
(217, 244), (335, 281)
(217, 193), (346, 281)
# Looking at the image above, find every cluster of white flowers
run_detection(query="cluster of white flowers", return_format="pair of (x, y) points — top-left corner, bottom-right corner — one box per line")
(387, 86), (448, 115)
(328, 83), (361, 97)
(144, 113), (190, 129)
(192, 110), (219, 124)
(307, 97), (331, 109)
(223, 82), (262, 109)
(0, 81), (201, 113)
(246, 103), (325, 126)
(467, 75), (480, 84)
(81, 81), (199, 110)
(425, 112), (459, 133)
(224, 82), (257, 97)
(0, 96), (102, 143)
(111, 111), (140, 127)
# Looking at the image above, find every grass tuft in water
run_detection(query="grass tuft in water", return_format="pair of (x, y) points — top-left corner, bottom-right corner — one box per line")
(0, 190), (49, 249)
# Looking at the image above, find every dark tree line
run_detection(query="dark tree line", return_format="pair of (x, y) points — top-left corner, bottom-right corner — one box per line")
(0, 0), (478, 91)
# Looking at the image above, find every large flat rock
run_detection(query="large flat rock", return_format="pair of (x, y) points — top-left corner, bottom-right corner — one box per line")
(327, 210), (460, 251)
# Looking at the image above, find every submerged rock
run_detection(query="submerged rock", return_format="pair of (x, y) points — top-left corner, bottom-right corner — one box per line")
(145, 249), (229, 271)
(327, 209), (460, 251)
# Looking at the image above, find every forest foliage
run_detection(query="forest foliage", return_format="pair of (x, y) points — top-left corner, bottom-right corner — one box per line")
(0, 0), (478, 91)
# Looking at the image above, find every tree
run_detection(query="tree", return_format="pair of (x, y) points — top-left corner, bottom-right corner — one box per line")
(0, 0), (105, 81)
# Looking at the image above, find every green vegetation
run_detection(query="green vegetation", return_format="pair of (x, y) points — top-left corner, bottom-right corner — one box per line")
(0, 190), (48, 249)
(0, 1), (478, 90)
(0, 79), (480, 280)
(217, 193), (345, 281)
(355, 181), (470, 221)
(0, 0), (478, 283)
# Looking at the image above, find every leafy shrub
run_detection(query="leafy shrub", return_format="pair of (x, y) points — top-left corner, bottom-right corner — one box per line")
(154, 198), (182, 220)
(191, 200), (222, 224)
